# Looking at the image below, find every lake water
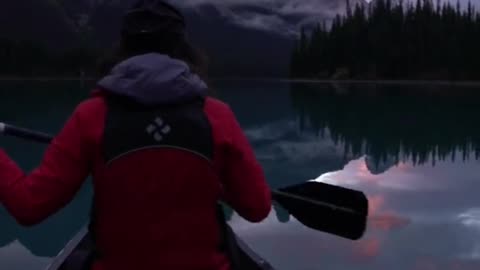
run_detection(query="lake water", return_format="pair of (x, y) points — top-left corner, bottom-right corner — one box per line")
(1, 80), (480, 270)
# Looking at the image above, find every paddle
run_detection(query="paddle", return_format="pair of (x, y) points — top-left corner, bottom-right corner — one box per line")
(0, 122), (52, 144)
(0, 122), (369, 240)
(273, 181), (368, 240)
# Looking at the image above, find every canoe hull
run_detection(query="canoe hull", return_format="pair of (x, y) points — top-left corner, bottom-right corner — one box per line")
(45, 225), (274, 270)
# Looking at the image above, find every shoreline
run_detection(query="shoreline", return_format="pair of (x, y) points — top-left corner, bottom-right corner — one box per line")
(215, 77), (480, 86)
(2, 77), (480, 86)
(0, 77), (94, 81)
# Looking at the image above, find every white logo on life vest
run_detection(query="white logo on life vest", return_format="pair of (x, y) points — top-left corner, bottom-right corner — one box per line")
(146, 117), (171, 142)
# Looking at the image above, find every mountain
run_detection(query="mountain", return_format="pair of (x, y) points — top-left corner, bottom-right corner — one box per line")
(184, 4), (294, 77)
(0, 0), (78, 49)
(0, 1), (303, 77)
(1, 1), (376, 77)
(82, 2), (294, 77)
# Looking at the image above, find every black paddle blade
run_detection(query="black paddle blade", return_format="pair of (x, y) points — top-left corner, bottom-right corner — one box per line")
(272, 181), (369, 240)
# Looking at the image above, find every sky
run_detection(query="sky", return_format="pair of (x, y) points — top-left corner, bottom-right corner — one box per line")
(175, 0), (360, 37)
(173, 0), (480, 36)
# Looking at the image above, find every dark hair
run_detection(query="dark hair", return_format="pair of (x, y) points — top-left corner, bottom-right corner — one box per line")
(96, 1), (209, 83)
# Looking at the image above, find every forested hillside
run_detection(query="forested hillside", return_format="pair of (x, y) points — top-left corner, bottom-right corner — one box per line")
(291, 0), (480, 80)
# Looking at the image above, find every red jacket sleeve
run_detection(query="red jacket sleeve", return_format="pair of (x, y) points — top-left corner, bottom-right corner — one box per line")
(0, 102), (94, 226)
(220, 107), (271, 223)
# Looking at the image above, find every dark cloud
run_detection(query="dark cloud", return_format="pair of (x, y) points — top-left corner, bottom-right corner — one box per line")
(175, 0), (361, 37)
(174, 0), (480, 37)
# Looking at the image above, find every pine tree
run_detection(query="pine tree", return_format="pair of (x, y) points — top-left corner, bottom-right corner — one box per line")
(290, 0), (480, 80)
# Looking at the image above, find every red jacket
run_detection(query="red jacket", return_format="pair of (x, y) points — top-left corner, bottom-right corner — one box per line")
(0, 54), (271, 270)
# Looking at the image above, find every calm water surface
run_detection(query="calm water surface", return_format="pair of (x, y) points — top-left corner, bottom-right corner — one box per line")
(0, 80), (480, 270)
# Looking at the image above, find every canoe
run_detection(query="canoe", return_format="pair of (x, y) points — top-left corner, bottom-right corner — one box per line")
(45, 224), (274, 270)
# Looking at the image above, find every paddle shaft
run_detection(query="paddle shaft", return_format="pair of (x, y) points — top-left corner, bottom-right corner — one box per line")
(0, 122), (53, 144)
(0, 122), (366, 217)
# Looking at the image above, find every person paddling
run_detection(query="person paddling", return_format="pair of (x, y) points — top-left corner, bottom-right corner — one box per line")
(0, 1), (272, 269)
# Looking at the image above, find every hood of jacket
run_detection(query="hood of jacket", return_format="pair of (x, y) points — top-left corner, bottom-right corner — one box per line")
(97, 53), (208, 105)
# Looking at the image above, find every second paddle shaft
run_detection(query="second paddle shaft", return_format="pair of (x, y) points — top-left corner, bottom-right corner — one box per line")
(0, 122), (53, 144)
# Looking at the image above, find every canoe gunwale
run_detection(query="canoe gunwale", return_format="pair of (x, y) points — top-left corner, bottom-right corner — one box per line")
(45, 225), (274, 270)
(45, 227), (89, 270)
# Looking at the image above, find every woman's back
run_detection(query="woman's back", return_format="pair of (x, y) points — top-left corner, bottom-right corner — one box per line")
(0, 1), (271, 269)
(88, 97), (224, 269)
(62, 53), (270, 270)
